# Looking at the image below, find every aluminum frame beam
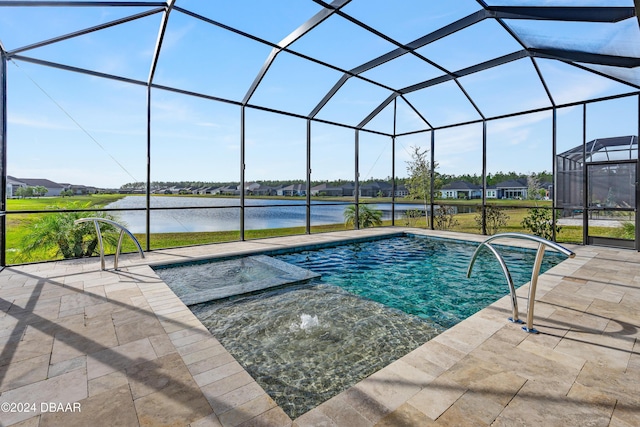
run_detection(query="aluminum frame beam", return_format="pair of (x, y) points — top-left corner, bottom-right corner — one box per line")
(309, 10), (488, 120)
(357, 93), (397, 129)
(530, 48), (640, 68)
(147, 0), (175, 84)
(363, 45), (640, 129)
(242, 0), (351, 105)
(0, 1), (164, 6)
(6, 7), (164, 56)
(400, 50), (529, 95)
(340, 6), (640, 129)
(0, 46), (6, 266)
(488, 6), (636, 23)
(144, 1), (175, 251)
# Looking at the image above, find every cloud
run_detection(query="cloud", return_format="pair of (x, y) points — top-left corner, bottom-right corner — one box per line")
(195, 122), (222, 128)
(160, 20), (196, 52)
(8, 114), (74, 130)
(550, 68), (617, 104)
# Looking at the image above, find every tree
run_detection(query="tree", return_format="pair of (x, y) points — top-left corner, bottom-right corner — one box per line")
(33, 185), (48, 197)
(14, 186), (32, 198)
(14, 185), (48, 198)
(343, 204), (383, 228)
(475, 206), (510, 235)
(19, 202), (121, 261)
(526, 173), (542, 200)
(406, 145), (438, 227)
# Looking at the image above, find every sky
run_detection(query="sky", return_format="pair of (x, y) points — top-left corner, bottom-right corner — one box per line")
(1, 0), (639, 189)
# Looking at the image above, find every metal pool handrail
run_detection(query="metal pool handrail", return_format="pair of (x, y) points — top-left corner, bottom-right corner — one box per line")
(467, 232), (575, 333)
(74, 218), (144, 271)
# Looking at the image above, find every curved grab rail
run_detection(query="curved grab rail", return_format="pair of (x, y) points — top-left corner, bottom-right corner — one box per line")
(74, 218), (144, 270)
(467, 232), (575, 333)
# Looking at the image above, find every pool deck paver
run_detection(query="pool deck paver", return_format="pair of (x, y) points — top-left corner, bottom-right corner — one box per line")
(0, 227), (639, 426)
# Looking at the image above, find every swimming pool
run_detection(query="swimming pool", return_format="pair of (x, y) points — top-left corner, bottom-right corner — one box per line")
(276, 234), (562, 329)
(157, 234), (564, 419)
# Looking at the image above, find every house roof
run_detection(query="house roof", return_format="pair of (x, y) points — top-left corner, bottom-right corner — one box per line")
(6, 176), (25, 185)
(441, 181), (482, 190)
(360, 181), (392, 189)
(282, 184), (305, 191)
(311, 184), (344, 192)
(495, 179), (528, 189)
(14, 178), (65, 189)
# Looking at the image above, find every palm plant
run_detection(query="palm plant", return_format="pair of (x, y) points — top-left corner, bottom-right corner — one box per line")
(344, 204), (383, 228)
(19, 202), (121, 261)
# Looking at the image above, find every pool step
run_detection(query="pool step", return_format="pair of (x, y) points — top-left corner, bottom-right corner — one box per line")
(158, 255), (321, 305)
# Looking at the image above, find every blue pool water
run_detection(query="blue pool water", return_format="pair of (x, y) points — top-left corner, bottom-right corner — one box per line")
(182, 235), (564, 419)
(276, 234), (562, 329)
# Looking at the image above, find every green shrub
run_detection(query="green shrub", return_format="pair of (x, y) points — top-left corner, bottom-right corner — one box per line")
(521, 207), (560, 240)
(434, 206), (458, 230)
(402, 208), (422, 227)
(617, 221), (635, 239)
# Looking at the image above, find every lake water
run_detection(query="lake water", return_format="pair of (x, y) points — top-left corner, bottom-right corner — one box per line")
(105, 196), (425, 233)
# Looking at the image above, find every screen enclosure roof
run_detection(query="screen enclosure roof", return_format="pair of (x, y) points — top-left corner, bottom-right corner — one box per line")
(1, 0), (640, 136)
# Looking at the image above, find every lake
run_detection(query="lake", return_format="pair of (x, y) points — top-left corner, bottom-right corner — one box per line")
(105, 196), (426, 233)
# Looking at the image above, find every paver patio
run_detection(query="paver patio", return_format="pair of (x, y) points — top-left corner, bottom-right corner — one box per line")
(0, 228), (638, 426)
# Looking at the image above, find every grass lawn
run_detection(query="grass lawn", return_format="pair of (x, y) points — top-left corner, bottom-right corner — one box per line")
(4, 195), (633, 264)
(393, 208), (629, 245)
(7, 194), (126, 211)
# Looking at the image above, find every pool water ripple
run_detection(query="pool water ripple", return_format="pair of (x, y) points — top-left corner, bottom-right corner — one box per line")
(277, 235), (560, 328)
(185, 235), (563, 419)
(192, 283), (442, 419)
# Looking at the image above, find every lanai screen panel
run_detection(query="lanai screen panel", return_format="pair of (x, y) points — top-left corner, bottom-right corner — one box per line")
(556, 135), (638, 210)
(1, 1), (640, 258)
